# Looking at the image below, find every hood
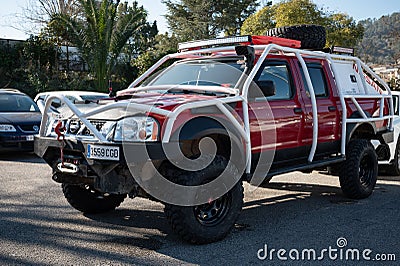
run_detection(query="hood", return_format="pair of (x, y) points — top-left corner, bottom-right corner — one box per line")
(57, 92), (221, 121)
(0, 112), (42, 124)
(118, 93), (219, 110)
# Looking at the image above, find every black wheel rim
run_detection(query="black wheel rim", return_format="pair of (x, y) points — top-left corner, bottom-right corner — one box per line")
(359, 153), (375, 188)
(194, 193), (231, 226)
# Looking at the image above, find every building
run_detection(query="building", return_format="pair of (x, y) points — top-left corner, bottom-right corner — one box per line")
(372, 66), (400, 82)
(0, 38), (87, 72)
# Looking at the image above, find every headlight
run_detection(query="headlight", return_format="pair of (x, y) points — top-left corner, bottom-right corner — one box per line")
(0, 124), (17, 132)
(100, 121), (117, 141)
(114, 117), (159, 142)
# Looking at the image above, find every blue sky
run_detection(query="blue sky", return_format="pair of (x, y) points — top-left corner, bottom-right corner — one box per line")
(1, 0), (399, 40)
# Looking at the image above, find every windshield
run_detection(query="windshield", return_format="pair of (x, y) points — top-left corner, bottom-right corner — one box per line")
(80, 95), (108, 101)
(0, 94), (40, 112)
(142, 58), (246, 88)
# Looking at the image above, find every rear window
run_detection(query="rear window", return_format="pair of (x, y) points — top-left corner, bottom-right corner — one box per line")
(300, 63), (329, 98)
(0, 94), (40, 112)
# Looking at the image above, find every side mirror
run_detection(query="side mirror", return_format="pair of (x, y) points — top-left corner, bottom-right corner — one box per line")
(255, 80), (276, 97)
(51, 101), (62, 108)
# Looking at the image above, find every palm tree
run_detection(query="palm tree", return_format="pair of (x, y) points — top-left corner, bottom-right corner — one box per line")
(50, 0), (147, 91)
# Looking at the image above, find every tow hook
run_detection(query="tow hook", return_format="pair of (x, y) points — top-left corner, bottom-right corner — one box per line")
(55, 121), (67, 167)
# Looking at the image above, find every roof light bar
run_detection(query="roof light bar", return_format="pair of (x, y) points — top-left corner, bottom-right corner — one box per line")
(178, 36), (251, 51)
(178, 35), (301, 52)
(332, 46), (354, 56)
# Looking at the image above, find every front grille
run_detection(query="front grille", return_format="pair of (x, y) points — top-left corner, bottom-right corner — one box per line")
(67, 120), (106, 136)
(90, 120), (107, 131)
(18, 124), (40, 133)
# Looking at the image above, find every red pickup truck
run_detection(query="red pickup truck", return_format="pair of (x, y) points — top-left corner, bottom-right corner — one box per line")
(35, 25), (394, 244)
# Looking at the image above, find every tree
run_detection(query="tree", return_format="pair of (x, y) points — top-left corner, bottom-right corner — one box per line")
(0, 41), (26, 89)
(0, 30), (93, 97)
(357, 13), (400, 65)
(47, 0), (148, 91)
(241, 2), (275, 35)
(22, 0), (79, 37)
(133, 33), (179, 76)
(163, 0), (218, 41)
(215, 0), (259, 36)
(274, 0), (326, 27)
(240, 0), (364, 48)
(325, 13), (364, 47)
(22, 34), (75, 95)
(163, 0), (259, 41)
(27, 0), (78, 22)
(116, 21), (158, 88)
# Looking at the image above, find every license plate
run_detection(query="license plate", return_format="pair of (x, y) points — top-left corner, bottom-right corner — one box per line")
(26, 135), (34, 141)
(87, 144), (120, 161)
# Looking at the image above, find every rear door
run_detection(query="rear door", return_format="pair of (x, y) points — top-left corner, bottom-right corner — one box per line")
(296, 60), (341, 157)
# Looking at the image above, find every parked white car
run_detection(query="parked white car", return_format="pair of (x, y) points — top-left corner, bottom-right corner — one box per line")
(34, 91), (108, 113)
(374, 91), (400, 175)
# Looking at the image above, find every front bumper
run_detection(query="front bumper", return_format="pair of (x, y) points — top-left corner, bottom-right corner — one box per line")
(34, 136), (168, 164)
(35, 136), (170, 194)
(0, 134), (35, 151)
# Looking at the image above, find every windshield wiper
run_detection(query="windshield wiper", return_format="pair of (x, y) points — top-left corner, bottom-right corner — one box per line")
(167, 88), (221, 96)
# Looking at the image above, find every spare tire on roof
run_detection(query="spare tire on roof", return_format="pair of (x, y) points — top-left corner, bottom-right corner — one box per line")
(266, 25), (326, 49)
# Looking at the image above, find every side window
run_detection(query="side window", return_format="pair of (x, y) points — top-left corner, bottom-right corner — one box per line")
(256, 61), (293, 100)
(301, 63), (329, 98)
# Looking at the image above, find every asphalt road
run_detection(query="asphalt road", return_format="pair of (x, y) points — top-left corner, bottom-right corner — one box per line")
(0, 152), (399, 265)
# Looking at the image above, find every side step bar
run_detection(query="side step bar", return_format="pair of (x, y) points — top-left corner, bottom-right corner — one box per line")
(245, 157), (346, 181)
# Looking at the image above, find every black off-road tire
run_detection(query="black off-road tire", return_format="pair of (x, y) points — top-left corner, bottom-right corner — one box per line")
(62, 184), (126, 214)
(266, 25), (326, 49)
(164, 155), (243, 244)
(339, 139), (378, 199)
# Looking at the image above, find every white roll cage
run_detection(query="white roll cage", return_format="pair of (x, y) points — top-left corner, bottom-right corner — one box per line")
(39, 43), (394, 174)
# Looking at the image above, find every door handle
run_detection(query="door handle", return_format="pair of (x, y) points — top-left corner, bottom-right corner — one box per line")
(293, 107), (303, 114)
(328, 106), (337, 112)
